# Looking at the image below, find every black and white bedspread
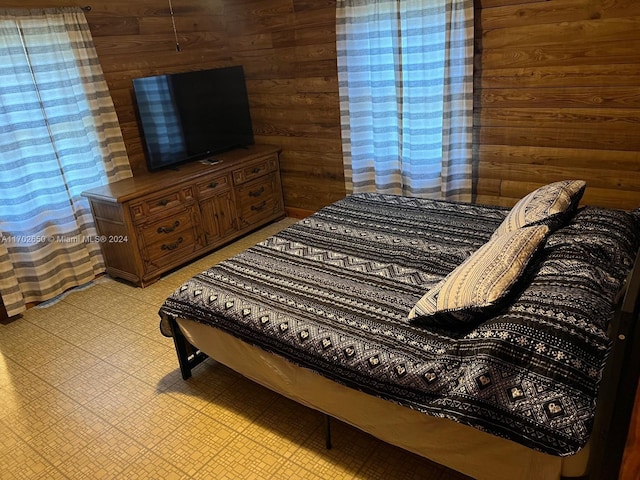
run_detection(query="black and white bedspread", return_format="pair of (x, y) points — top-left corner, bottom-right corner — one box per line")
(159, 193), (640, 456)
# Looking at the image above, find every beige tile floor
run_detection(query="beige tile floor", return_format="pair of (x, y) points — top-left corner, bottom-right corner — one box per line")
(0, 219), (471, 480)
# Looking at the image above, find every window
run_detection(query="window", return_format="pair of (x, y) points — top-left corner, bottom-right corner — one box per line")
(337, 0), (474, 200)
(0, 8), (131, 317)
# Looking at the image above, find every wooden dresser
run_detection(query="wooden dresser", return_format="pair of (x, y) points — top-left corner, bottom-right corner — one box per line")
(82, 145), (285, 287)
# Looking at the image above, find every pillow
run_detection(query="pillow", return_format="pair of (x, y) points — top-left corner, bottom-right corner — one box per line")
(492, 180), (586, 238)
(409, 224), (549, 328)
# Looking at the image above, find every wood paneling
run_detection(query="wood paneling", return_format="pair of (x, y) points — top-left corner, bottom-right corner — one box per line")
(224, 1), (341, 212)
(12, 0), (639, 212)
(475, 0), (640, 210)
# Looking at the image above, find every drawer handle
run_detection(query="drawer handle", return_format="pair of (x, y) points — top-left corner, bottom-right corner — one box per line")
(157, 221), (180, 234)
(158, 199), (170, 207)
(208, 181), (219, 189)
(161, 237), (183, 251)
(251, 167), (261, 174)
(248, 186), (264, 198)
(251, 201), (267, 212)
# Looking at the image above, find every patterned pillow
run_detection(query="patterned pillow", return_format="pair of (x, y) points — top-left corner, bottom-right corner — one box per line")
(492, 180), (586, 238)
(409, 224), (550, 328)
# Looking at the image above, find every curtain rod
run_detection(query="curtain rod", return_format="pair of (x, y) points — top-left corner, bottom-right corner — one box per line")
(82, 5), (91, 11)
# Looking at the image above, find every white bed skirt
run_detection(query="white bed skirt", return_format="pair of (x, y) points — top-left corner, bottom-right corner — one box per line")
(176, 317), (590, 480)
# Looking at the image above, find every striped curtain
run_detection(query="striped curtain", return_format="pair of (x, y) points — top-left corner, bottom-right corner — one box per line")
(0, 8), (132, 317)
(337, 0), (474, 200)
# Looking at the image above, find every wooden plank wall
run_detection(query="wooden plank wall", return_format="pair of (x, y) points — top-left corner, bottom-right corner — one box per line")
(222, 0), (345, 213)
(11, 0), (640, 214)
(475, 0), (640, 210)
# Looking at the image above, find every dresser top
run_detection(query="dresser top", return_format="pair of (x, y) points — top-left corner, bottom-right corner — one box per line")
(82, 144), (281, 203)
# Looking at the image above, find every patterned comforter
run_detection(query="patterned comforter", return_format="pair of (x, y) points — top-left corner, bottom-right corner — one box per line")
(159, 193), (640, 456)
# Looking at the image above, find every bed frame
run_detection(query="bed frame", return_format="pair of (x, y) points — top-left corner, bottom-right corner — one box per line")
(166, 248), (640, 480)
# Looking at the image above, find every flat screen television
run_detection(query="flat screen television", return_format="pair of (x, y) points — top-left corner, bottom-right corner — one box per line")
(132, 65), (254, 171)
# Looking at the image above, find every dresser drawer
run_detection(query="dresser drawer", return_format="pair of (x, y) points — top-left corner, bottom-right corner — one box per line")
(144, 229), (198, 263)
(232, 153), (278, 185)
(236, 175), (275, 206)
(139, 211), (201, 273)
(137, 209), (196, 248)
(236, 174), (280, 226)
(129, 186), (196, 221)
(196, 173), (231, 199)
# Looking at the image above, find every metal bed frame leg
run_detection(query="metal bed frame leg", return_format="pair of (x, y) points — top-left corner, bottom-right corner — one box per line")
(325, 415), (332, 450)
(167, 316), (208, 380)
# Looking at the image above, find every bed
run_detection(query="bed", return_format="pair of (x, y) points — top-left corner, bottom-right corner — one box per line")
(158, 181), (640, 480)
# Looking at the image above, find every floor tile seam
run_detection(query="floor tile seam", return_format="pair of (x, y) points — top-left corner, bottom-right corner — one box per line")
(0, 385), (49, 423)
(195, 430), (291, 480)
(72, 363), (137, 395)
(57, 287), (166, 323)
(48, 347), (132, 393)
(268, 458), (353, 480)
(65, 304), (153, 325)
(116, 320), (179, 349)
(0, 346), (101, 379)
(23, 304), (128, 353)
(0, 391), (87, 437)
(196, 383), (282, 433)
(188, 395), (260, 434)
(0, 369), (90, 421)
(125, 369), (184, 394)
(39, 324), (116, 346)
(78, 329), (155, 363)
(163, 378), (233, 411)
(152, 417), (245, 477)
(0, 416), (32, 450)
(108, 406), (191, 451)
(91, 279), (153, 298)
(241, 408), (325, 460)
(0, 453), (72, 480)
(107, 336), (175, 363)
(12, 419), (96, 468)
(268, 447), (360, 480)
(20, 312), (92, 334)
(128, 445), (199, 480)
(124, 384), (203, 413)
(0, 417), (77, 479)
(0, 318), (58, 347)
(84, 421), (150, 450)
(158, 358), (245, 398)
(53, 431), (143, 480)
(76, 377), (162, 426)
(149, 368), (189, 394)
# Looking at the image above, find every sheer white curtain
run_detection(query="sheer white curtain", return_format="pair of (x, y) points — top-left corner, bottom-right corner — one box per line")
(0, 8), (132, 317)
(337, 0), (474, 200)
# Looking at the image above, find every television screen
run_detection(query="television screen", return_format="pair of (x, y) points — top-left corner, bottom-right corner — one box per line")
(133, 66), (254, 171)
